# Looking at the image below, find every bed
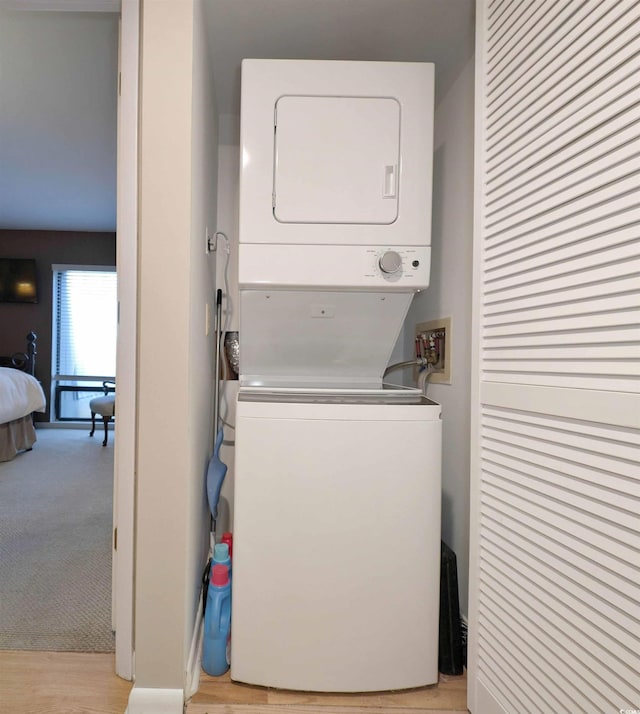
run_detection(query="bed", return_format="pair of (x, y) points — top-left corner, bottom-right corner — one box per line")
(0, 332), (46, 462)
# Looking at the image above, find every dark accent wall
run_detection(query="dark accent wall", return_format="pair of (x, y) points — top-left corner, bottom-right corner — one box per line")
(0, 230), (116, 421)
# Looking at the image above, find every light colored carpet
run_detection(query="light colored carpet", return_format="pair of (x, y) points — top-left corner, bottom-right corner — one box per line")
(0, 427), (115, 652)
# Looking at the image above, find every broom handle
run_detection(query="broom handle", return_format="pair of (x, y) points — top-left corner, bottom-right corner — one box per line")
(213, 289), (223, 437)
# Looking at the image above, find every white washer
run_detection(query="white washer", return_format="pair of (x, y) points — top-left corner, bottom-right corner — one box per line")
(231, 387), (442, 692)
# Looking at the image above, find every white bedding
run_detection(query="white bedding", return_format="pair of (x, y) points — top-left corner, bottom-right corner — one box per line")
(0, 367), (46, 423)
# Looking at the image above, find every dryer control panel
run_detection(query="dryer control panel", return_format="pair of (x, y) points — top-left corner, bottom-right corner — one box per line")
(239, 245), (431, 290)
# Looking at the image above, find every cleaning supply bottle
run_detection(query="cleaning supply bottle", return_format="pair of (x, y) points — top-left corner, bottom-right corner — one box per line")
(202, 564), (231, 676)
(221, 532), (233, 558)
(212, 542), (231, 578)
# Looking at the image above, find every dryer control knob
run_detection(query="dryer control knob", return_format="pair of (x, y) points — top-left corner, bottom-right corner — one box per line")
(379, 250), (402, 275)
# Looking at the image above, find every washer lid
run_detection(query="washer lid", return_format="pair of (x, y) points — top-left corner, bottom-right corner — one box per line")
(239, 289), (412, 388)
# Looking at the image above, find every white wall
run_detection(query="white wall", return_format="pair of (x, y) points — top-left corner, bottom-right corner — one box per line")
(403, 58), (475, 616)
(186, 0), (219, 659)
(0, 10), (118, 231)
(135, 0), (217, 690)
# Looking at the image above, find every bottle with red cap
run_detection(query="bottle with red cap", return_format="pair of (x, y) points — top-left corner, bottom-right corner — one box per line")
(212, 542), (231, 578)
(221, 532), (233, 558)
(202, 563), (231, 676)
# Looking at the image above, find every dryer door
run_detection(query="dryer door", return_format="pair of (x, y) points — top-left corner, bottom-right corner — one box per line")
(273, 95), (400, 225)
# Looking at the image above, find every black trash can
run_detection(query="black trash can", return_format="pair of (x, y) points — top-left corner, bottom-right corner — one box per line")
(439, 540), (464, 675)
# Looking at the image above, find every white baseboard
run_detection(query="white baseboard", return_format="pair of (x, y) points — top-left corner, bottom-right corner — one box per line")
(126, 687), (184, 714)
(185, 590), (205, 699)
(124, 591), (204, 711)
(128, 558), (207, 710)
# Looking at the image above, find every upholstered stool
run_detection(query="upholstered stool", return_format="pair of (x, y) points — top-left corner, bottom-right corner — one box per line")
(89, 393), (115, 447)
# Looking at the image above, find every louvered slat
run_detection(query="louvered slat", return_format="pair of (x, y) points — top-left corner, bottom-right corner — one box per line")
(480, 513), (639, 650)
(480, 519), (640, 700)
(486, 2), (639, 148)
(486, 145), (640, 234)
(486, 1), (611, 102)
(486, 251), (640, 292)
(485, 223), (639, 278)
(478, 614), (593, 712)
(484, 274), (637, 309)
(485, 0), (563, 84)
(485, 173), (639, 248)
(483, 293), (638, 325)
(479, 557), (636, 708)
(484, 204), (640, 262)
(483, 328), (638, 347)
(482, 476), (638, 572)
(483, 417), (640, 482)
(481, 405), (640, 446)
(487, 73), (640, 193)
(481, 372), (637, 392)
(486, 117), (640, 216)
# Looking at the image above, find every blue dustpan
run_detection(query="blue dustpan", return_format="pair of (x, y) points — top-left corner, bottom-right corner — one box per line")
(206, 427), (227, 519)
(207, 288), (227, 520)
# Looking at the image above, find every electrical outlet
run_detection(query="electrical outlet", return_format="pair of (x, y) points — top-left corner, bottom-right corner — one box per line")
(205, 227), (215, 254)
(415, 316), (452, 385)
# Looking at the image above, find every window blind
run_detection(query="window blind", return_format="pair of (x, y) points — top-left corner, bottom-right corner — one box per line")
(54, 268), (118, 378)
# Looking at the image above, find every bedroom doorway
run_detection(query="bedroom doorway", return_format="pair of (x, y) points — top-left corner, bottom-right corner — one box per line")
(0, 1), (137, 682)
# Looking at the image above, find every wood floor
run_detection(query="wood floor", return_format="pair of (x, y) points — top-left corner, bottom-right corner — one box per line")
(0, 651), (131, 714)
(187, 670), (468, 714)
(0, 650), (467, 714)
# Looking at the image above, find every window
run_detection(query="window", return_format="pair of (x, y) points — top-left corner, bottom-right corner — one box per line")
(52, 266), (117, 420)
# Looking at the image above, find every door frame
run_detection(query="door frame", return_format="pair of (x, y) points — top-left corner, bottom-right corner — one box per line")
(113, 0), (139, 681)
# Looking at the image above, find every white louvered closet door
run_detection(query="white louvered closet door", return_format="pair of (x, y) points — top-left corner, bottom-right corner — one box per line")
(469, 2), (640, 713)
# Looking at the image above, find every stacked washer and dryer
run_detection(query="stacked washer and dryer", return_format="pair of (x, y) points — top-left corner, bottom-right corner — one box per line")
(230, 59), (441, 693)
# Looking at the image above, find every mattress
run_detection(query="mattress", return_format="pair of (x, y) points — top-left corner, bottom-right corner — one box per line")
(0, 367), (46, 424)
